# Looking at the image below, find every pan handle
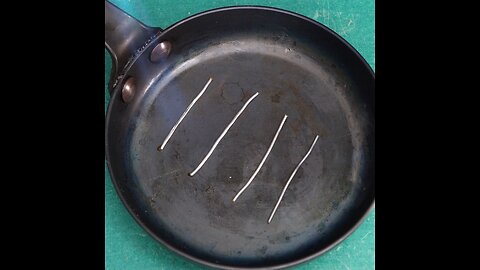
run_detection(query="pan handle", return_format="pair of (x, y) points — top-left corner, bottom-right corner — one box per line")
(105, 1), (161, 92)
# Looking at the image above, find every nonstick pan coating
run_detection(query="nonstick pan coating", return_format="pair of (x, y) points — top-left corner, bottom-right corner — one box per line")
(105, 5), (374, 269)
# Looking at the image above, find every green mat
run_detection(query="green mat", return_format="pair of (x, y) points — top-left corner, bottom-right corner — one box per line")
(105, 1), (374, 269)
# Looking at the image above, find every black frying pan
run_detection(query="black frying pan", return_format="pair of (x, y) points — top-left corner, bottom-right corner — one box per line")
(105, 1), (374, 269)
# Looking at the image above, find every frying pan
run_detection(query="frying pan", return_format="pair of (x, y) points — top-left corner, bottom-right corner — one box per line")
(105, 1), (374, 269)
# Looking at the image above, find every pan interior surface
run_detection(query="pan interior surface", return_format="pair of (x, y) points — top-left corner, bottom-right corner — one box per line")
(106, 8), (374, 268)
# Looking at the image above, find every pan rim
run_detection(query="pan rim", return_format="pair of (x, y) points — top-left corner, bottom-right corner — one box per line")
(105, 5), (375, 270)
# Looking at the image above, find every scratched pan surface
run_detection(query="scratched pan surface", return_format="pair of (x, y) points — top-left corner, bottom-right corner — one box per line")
(105, 4), (374, 269)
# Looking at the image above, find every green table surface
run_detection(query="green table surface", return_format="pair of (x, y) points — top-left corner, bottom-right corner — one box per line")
(105, 0), (374, 269)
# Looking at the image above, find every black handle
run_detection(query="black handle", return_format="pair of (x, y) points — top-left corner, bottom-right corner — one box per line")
(105, 1), (161, 91)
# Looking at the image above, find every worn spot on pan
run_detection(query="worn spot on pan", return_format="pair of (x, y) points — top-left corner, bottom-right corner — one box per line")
(221, 82), (245, 105)
(256, 246), (268, 256)
(271, 92), (281, 103)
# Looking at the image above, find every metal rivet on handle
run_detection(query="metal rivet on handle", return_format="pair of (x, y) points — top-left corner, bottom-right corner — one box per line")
(121, 77), (135, 103)
(150, 41), (171, 62)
